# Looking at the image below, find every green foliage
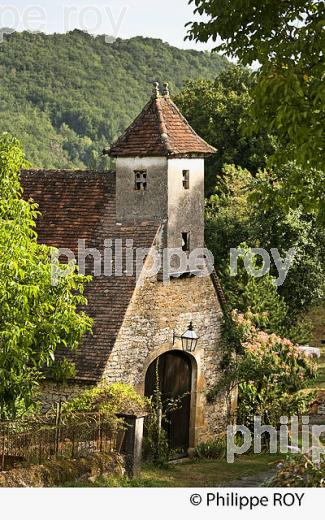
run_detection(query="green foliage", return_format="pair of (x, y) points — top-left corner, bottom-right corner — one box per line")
(238, 385), (315, 430)
(193, 435), (227, 460)
(0, 31), (227, 170)
(61, 383), (148, 418)
(213, 312), (317, 427)
(48, 359), (77, 384)
(253, 164), (324, 218)
(268, 454), (325, 487)
(144, 409), (170, 468)
(205, 164), (325, 322)
(0, 133), (92, 419)
(143, 361), (170, 467)
(225, 244), (289, 336)
(175, 68), (273, 193)
(57, 384), (148, 437)
(250, 168), (325, 312)
(187, 0), (324, 174)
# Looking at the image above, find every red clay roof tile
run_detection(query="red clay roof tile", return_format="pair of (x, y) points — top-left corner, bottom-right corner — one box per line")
(21, 170), (159, 382)
(109, 94), (216, 157)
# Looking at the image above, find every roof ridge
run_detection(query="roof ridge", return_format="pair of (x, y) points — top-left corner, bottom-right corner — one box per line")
(155, 97), (173, 154)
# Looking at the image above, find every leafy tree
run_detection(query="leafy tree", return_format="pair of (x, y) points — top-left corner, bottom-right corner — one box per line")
(224, 244), (289, 336)
(205, 165), (253, 268)
(187, 0), (324, 172)
(0, 134), (92, 418)
(206, 165), (324, 323)
(250, 166), (325, 315)
(175, 67), (273, 193)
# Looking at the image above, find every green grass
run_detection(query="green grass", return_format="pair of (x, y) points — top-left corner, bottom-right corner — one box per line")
(64, 453), (281, 488)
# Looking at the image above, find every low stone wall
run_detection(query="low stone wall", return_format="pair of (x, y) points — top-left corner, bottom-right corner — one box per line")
(0, 453), (125, 488)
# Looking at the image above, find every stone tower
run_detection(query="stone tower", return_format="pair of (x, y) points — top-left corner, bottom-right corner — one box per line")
(108, 83), (216, 274)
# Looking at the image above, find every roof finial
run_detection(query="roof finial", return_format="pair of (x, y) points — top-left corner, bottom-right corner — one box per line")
(163, 82), (170, 97)
(152, 81), (160, 98)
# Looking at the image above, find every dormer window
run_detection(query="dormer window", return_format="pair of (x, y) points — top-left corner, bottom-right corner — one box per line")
(182, 170), (190, 190)
(134, 170), (147, 191)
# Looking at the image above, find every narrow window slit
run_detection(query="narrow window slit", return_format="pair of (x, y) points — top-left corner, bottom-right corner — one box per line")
(182, 170), (190, 190)
(182, 232), (190, 252)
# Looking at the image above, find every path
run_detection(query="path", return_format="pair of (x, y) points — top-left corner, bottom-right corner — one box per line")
(227, 469), (276, 488)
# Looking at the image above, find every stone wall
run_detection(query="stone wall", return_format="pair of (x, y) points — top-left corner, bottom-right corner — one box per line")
(115, 156), (206, 274)
(116, 156), (168, 223)
(167, 158), (205, 253)
(101, 255), (227, 445)
(40, 381), (91, 413)
(0, 453), (125, 488)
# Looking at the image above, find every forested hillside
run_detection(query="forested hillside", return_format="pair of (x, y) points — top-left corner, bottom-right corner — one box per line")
(0, 30), (228, 169)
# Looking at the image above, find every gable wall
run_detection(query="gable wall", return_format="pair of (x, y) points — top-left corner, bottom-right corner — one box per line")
(101, 255), (227, 444)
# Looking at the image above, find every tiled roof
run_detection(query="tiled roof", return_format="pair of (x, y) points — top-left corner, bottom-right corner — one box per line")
(21, 170), (159, 382)
(108, 94), (216, 157)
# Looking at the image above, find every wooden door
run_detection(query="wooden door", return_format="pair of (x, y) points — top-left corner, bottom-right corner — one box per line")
(145, 351), (192, 453)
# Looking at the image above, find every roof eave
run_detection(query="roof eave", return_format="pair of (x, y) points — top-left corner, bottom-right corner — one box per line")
(108, 149), (217, 159)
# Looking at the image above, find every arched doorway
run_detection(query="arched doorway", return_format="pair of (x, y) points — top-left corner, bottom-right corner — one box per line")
(145, 350), (192, 454)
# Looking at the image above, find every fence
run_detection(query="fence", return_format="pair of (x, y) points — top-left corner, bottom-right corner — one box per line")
(0, 405), (124, 472)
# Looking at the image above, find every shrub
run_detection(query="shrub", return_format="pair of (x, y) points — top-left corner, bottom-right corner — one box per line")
(236, 313), (317, 427)
(58, 383), (149, 428)
(268, 454), (325, 487)
(193, 436), (227, 460)
(210, 311), (317, 428)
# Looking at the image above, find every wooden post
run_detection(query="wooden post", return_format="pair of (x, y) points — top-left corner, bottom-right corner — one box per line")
(1, 424), (6, 471)
(98, 413), (103, 453)
(55, 400), (61, 456)
(71, 426), (75, 459)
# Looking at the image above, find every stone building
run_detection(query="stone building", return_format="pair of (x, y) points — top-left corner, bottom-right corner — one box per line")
(21, 83), (228, 453)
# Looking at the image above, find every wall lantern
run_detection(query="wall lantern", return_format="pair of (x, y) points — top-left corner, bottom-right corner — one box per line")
(173, 321), (199, 353)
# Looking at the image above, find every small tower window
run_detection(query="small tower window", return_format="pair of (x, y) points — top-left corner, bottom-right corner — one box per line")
(182, 232), (190, 252)
(134, 170), (147, 191)
(182, 170), (190, 190)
